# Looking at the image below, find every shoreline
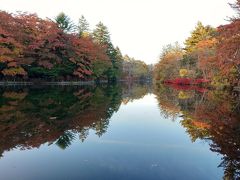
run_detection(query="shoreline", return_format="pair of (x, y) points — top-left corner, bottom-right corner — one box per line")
(0, 81), (96, 86)
(0, 80), (152, 86)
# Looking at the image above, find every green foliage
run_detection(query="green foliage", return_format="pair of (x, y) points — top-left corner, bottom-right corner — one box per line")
(92, 22), (111, 45)
(114, 46), (124, 77)
(27, 63), (75, 79)
(92, 60), (111, 80)
(180, 54), (197, 68)
(55, 12), (75, 33)
(56, 131), (76, 149)
(92, 22), (123, 81)
(78, 15), (90, 37)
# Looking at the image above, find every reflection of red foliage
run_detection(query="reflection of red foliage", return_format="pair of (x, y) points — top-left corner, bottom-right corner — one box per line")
(164, 78), (210, 85)
(164, 83), (208, 93)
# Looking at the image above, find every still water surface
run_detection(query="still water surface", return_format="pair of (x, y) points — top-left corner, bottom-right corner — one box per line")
(0, 83), (239, 180)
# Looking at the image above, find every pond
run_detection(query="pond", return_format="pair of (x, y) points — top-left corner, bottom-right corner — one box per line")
(0, 83), (239, 180)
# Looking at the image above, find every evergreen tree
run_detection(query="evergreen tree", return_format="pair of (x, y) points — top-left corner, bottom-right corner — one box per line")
(55, 12), (75, 33)
(92, 22), (122, 81)
(115, 46), (123, 60)
(78, 15), (90, 37)
(92, 22), (111, 44)
(114, 46), (123, 77)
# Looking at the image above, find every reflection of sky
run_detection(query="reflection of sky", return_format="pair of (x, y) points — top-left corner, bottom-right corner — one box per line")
(0, 94), (223, 180)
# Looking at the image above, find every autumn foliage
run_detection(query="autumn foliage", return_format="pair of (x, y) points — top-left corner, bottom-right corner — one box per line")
(164, 78), (210, 85)
(0, 11), (110, 80)
(216, 20), (240, 82)
(154, 0), (240, 87)
(154, 84), (240, 179)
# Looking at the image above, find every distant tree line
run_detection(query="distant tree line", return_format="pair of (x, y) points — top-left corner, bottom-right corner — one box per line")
(122, 55), (153, 81)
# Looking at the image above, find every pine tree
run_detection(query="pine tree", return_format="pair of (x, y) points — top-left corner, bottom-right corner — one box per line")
(55, 12), (75, 33)
(92, 22), (111, 45)
(114, 46), (123, 77)
(78, 15), (90, 37)
(92, 22), (122, 81)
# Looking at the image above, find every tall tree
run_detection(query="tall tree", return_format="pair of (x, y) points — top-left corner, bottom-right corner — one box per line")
(184, 22), (216, 53)
(92, 22), (111, 44)
(55, 12), (75, 33)
(78, 15), (90, 37)
(114, 46), (123, 77)
(92, 22), (122, 81)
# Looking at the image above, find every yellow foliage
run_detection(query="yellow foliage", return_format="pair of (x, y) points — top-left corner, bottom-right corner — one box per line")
(82, 32), (90, 38)
(2, 67), (27, 76)
(3, 92), (27, 100)
(179, 69), (188, 77)
(178, 91), (190, 99)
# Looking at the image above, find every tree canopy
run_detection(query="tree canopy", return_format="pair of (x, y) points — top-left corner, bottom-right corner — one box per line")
(154, 1), (240, 87)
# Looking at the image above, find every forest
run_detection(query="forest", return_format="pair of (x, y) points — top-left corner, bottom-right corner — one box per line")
(0, 11), (151, 82)
(154, 0), (240, 89)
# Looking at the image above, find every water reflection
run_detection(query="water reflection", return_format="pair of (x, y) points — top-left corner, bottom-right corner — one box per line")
(1, 82), (239, 179)
(0, 83), (149, 156)
(154, 83), (240, 179)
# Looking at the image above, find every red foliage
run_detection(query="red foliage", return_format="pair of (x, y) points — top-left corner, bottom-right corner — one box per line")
(0, 18), (26, 77)
(164, 78), (210, 85)
(165, 83), (208, 93)
(66, 35), (110, 78)
(216, 20), (240, 77)
(0, 11), (110, 79)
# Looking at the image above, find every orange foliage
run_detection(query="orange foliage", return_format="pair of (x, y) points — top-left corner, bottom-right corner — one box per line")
(192, 120), (211, 129)
(196, 38), (218, 78)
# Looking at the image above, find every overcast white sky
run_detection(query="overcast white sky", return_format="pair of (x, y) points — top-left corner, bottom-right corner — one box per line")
(0, 0), (236, 64)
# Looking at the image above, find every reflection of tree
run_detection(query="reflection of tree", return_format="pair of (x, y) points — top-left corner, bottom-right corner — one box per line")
(0, 85), (122, 156)
(56, 131), (76, 150)
(219, 157), (240, 180)
(0, 83), (152, 156)
(154, 83), (181, 121)
(122, 82), (151, 104)
(73, 85), (122, 138)
(154, 84), (240, 178)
